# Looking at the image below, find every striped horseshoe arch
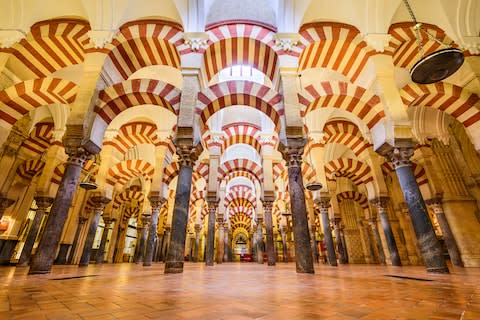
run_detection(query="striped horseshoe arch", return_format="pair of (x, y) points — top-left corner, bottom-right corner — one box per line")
(162, 161), (180, 187)
(113, 187), (145, 209)
(196, 80), (283, 132)
(98, 20), (186, 83)
(400, 82), (480, 131)
(95, 79), (181, 125)
(386, 23), (454, 70)
(3, 19), (90, 79)
(0, 78), (77, 128)
(217, 159), (264, 184)
(298, 81), (384, 129)
(104, 122), (169, 155)
(16, 159), (45, 180)
(20, 122), (55, 156)
(203, 23), (280, 81)
(296, 22), (376, 82)
(336, 191), (369, 210)
(230, 212), (252, 231)
(124, 207), (141, 219)
(221, 123), (263, 154)
(106, 160), (155, 187)
(324, 158), (373, 185)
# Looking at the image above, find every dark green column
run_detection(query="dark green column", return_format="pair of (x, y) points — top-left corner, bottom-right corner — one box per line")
(371, 197), (401, 266)
(144, 194), (166, 266)
(316, 198), (337, 267)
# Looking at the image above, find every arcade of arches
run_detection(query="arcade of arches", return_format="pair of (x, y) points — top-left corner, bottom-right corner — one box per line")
(1, 0), (480, 286)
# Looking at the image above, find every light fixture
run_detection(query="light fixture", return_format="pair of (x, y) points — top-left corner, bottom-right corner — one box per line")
(305, 138), (323, 191)
(79, 163), (98, 190)
(402, 0), (464, 84)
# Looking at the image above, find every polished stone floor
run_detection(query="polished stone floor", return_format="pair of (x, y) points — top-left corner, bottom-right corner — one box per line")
(0, 262), (479, 319)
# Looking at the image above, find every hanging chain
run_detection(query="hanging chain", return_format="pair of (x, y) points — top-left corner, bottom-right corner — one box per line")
(402, 0), (424, 56)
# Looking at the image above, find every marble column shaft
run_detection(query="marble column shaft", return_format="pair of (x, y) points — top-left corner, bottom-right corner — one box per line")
(29, 147), (92, 274)
(332, 218), (347, 264)
(256, 218), (264, 264)
(135, 215), (150, 263)
(318, 200), (337, 267)
(369, 218), (386, 264)
(95, 218), (113, 264)
(79, 198), (109, 267)
(263, 200), (276, 266)
(144, 196), (165, 266)
(205, 201), (217, 266)
(280, 227), (288, 262)
(388, 146), (448, 273)
(18, 196), (53, 267)
(67, 216), (88, 264)
(426, 198), (464, 267)
(165, 142), (199, 274)
(281, 138), (314, 273)
(372, 198), (401, 266)
(193, 224), (201, 262)
(216, 216), (224, 264)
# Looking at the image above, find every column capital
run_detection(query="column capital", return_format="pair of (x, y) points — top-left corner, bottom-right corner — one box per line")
(368, 217), (378, 227)
(425, 197), (443, 214)
(331, 217), (342, 228)
(376, 141), (415, 169)
(262, 199), (274, 212)
(148, 192), (166, 210)
(314, 197), (331, 210)
(174, 127), (203, 167)
(0, 196), (15, 211)
(79, 216), (89, 224)
(256, 217), (264, 224)
(370, 197), (390, 210)
(103, 217), (114, 225)
(194, 224), (202, 233)
(33, 196), (54, 210)
(90, 196), (111, 211)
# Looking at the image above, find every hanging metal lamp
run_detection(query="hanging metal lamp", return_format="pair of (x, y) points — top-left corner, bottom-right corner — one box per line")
(79, 164), (98, 190)
(403, 0), (464, 84)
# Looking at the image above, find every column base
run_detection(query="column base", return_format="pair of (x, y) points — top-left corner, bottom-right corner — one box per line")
(267, 262), (276, 266)
(28, 269), (50, 275)
(78, 263), (89, 267)
(165, 261), (184, 273)
(426, 266), (449, 273)
(143, 261), (152, 267)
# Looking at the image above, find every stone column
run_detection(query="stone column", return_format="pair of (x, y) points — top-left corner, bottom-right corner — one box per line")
(317, 198), (337, 266)
(309, 225), (319, 263)
(205, 199), (217, 266)
(144, 194), (166, 266)
(17, 196), (53, 267)
(223, 223), (229, 262)
(263, 199), (276, 266)
(280, 136), (314, 273)
(216, 215), (224, 264)
(331, 218), (348, 264)
(381, 144), (448, 273)
(368, 217), (386, 264)
(79, 196), (110, 267)
(280, 226), (288, 262)
(135, 214), (150, 264)
(67, 214), (89, 264)
(193, 224), (202, 262)
(164, 140), (201, 274)
(256, 217), (264, 264)
(426, 198), (464, 267)
(371, 197), (401, 266)
(251, 225), (258, 262)
(95, 217), (113, 264)
(0, 196), (14, 221)
(29, 143), (96, 275)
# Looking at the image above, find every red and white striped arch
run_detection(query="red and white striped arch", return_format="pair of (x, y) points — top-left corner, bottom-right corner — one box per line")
(298, 81), (384, 129)
(113, 187), (145, 209)
(386, 23), (454, 70)
(106, 160), (154, 187)
(301, 162), (316, 185)
(20, 122), (56, 156)
(400, 82), (480, 131)
(124, 207), (141, 219)
(194, 162), (210, 180)
(296, 22), (375, 82)
(324, 158), (373, 185)
(98, 20), (185, 82)
(162, 161), (180, 187)
(382, 161), (428, 186)
(218, 159), (263, 184)
(336, 191), (369, 210)
(230, 212), (252, 231)
(225, 170), (260, 186)
(104, 121), (171, 155)
(197, 80), (283, 131)
(272, 162), (288, 182)
(221, 123), (263, 154)
(322, 120), (371, 156)
(0, 78), (77, 128)
(16, 159), (45, 180)
(51, 163), (66, 185)
(225, 188), (256, 207)
(4, 19), (90, 79)
(95, 79), (181, 125)
(203, 23), (280, 81)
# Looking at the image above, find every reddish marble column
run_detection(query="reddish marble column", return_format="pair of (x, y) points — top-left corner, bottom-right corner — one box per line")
(280, 138), (314, 274)
(29, 145), (95, 275)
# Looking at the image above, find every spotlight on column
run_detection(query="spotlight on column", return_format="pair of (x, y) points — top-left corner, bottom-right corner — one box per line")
(403, 0), (464, 84)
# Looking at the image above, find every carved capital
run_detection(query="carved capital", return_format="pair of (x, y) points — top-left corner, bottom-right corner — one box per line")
(425, 197), (443, 214)
(262, 200), (274, 213)
(368, 217), (378, 228)
(194, 224), (202, 233)
(88, 30), (116, 49)
(103, 217), (114, 226)
(0, 30), (26, 48)
(331, 217), (342, 229)
(274, 33), (300, 52)
(0, 196), (15, 211)
(141, 213), (151, 226)
(370, 197), (389, 211)
(148, 192), (166, 210)
(90, 196), (111, 211)
(184, 32), (209, 51)
(376, 141), (414, 169)
(33, 196), (54, 210)
(279, 138), (306, 168)
(315, 197), (331, 210)
(364, 33), (392, 53)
